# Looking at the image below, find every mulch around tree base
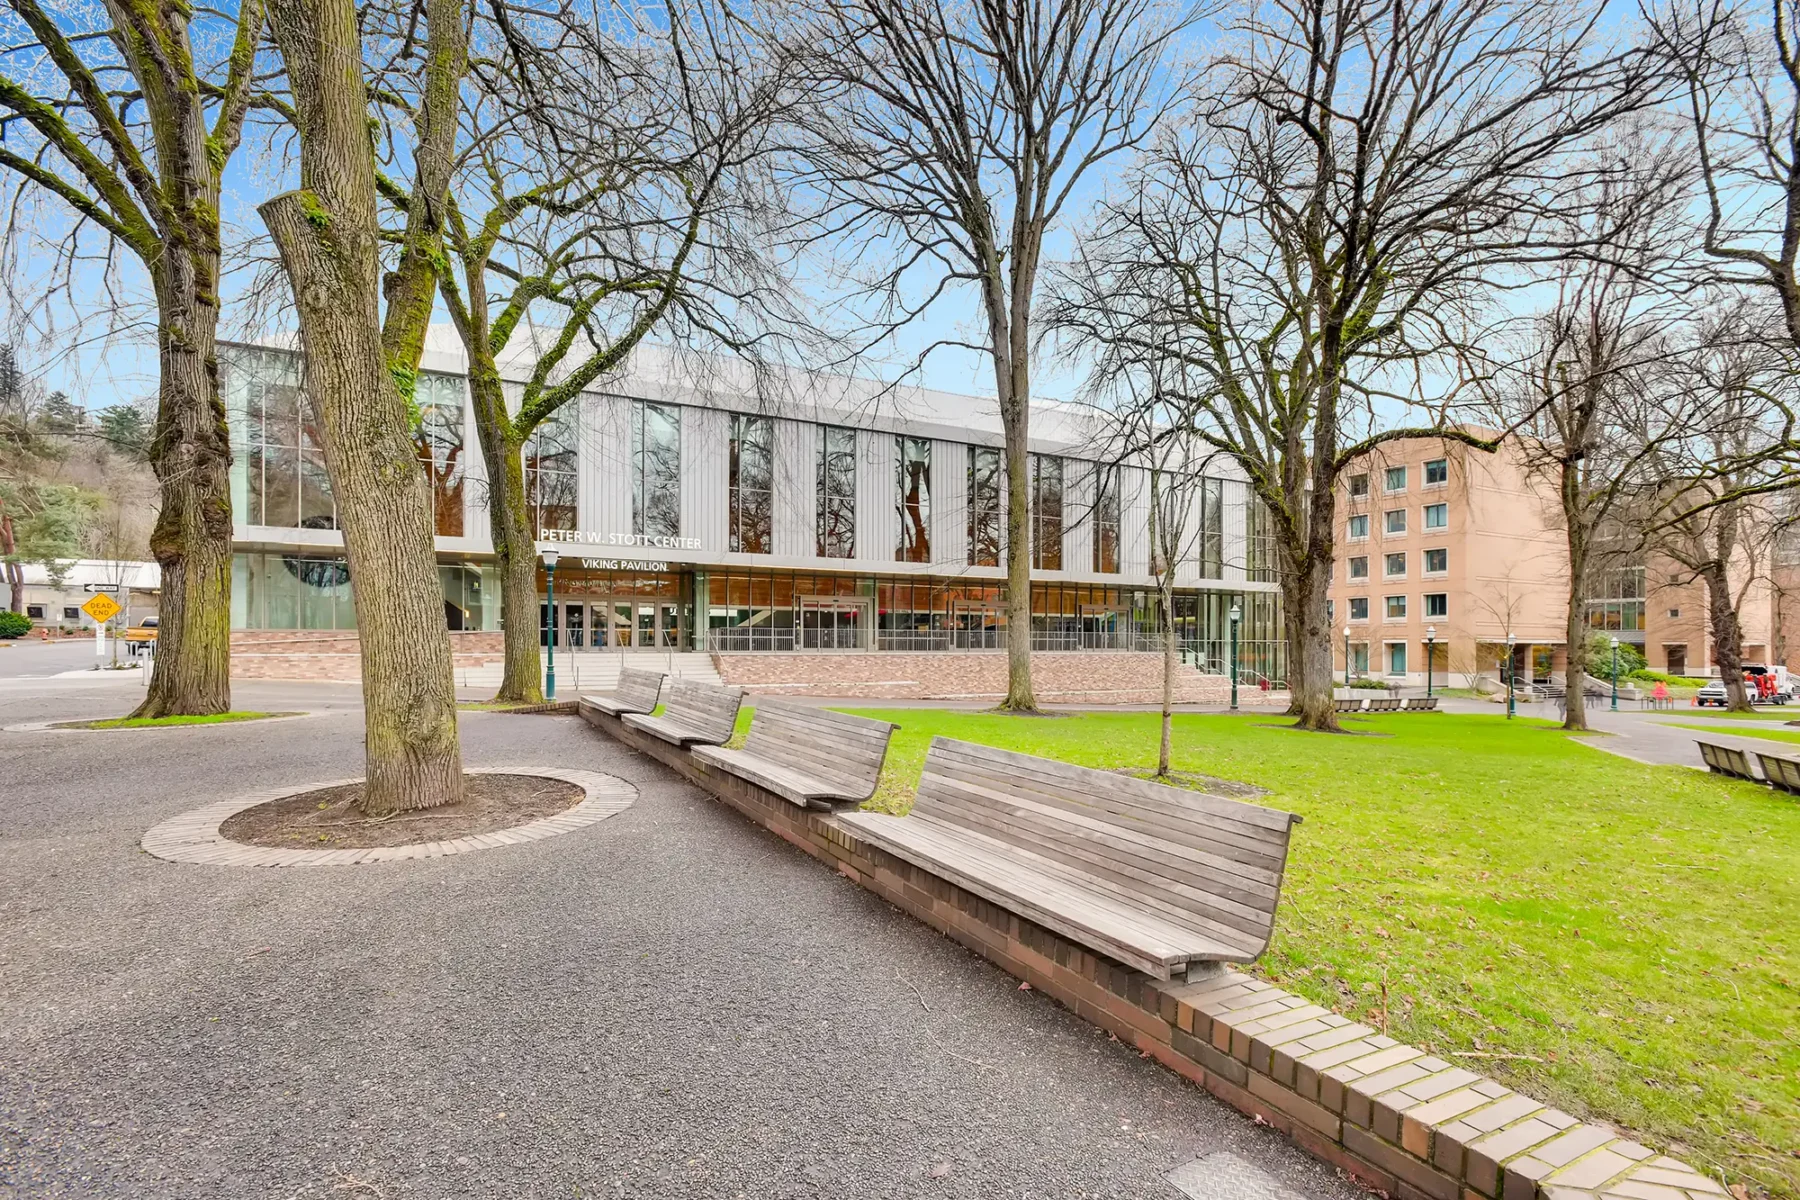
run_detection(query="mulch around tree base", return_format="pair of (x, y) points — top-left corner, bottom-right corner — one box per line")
(219, 773), (583, 850)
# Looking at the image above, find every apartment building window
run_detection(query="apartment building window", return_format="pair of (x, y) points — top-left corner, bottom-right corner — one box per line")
(817, 426), (856, 558)
(631, 400), (682, 539)
(1351, 643), (1370, 675)
(1348, 555), (1369, 579)
(1387, 642), (1407, 675)
(1424, 502), (1448, 529)
(26, 604), (43, 619)
(1385, 552), (1406, 577)
(1327, 599), (1335, 624)
(1349, 596), (1369, 621)
(1425, 592), (1448, 618)
(1586, 565), (1646, 632)
(1349, 473), (1369, 498)
(1031, 454), (1063, 570)
(1425, 458), (1448, 485)
(1384, 509), (1407, 534)
(1668, 607), (1681, 619)
(1093, 464), (1120, 574)
(1385, 595), (1406, 619)
(63, 605), (79, 620)
(1349, 514), (1370, 539)
(524, 408), (577, 534)
(1424, 547), (1448, 573)
(1385, 465), (1407, 492)
(897, 436), (932, 562)
(967, 446), (1002, 567)
(729, 413), (774, 554)
(414, 373), (466, 537)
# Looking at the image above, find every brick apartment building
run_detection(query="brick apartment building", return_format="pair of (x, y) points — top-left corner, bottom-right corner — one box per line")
(1326, 435), (1794, 689)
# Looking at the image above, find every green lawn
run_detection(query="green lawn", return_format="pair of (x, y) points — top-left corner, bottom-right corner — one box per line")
(57, 711), (286, 730)
(830, 708), (1798, 1199)
(1663, 721), (1800, 747)
(1660, 709), (1800, 722)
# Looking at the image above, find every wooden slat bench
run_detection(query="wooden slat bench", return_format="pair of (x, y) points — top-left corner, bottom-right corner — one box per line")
(1696, 739), (1759, 782)
(837, 737), (1301, 980)
(621, 679), (743, 747)
(691, 700), (897, 809)
(1401, 697), (1439, 712)
(1755, 750), (1800, 794)
(1366, 697), (1400, 713)
(578, 668), (665, 718)
(1334, 698), (1366, 713)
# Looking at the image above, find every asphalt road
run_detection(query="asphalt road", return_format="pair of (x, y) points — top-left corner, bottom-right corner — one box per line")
(0, 638), (122, 679)
(0, 679), (1362, 1200)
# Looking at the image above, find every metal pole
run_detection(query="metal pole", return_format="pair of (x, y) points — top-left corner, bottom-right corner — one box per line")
(1506, 640), (1516, 719)
(1610, 637), (1619, 712)
(1229, 604), (1241, 712)
(1427, 634), (1435, 698)
(1343, 629), (1350, 690)
(545, 562), (557, 701)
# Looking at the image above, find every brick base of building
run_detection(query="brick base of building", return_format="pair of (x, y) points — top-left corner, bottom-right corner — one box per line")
(716, 650), (1288, 706)
(581, 707), (1724, 1200)
(229, 630), (504, 681)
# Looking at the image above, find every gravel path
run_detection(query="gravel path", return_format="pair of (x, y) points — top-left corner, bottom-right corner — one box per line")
(0, 681), (1363, 1200)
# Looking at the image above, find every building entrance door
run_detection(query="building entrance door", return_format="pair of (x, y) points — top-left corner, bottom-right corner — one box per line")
(799, 596), (869, 649)
(591, 597), (682, 649)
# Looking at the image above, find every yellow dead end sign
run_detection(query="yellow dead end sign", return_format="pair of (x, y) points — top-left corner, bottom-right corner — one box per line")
(81, 593), (122, 624)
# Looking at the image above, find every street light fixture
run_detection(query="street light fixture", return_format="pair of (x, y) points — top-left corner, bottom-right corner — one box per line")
(1506, 634), (1516, 720)
(542, 548), (560, 701)
(1343, 625), (1352, 692)
(1228, 603), (1242, 712)
(1426, 625), (1437, 699)
(1610, 635), (1620, 712)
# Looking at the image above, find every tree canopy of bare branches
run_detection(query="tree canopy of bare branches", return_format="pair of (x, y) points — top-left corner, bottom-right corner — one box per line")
(1051, 0), (1670, 730)
(0, 0), (273, 715)
(788, 0), (1198, 710)
(437, 0), (803, 703)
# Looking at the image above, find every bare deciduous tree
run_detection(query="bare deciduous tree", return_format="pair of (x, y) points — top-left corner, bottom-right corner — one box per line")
(259, 0), (468, 815)
(1052, 0), (1668, 731)
(789, 0), (1197, 711)
(0, 0), (270, 714)
(437, 0), (800, 703)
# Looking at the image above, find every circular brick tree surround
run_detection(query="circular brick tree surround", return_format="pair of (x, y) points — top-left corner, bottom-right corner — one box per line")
(140, 768), (635, 867)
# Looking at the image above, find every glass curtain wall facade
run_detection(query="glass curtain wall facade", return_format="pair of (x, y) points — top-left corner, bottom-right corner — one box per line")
(729, 413), (774, 554)
(414, 373), (466, 537)
(968, 447), (1002, 567)
(632, 400), (682, 538)
(817, 426), (856, 558)
(1093, 465), (1120, 574)
(526, 407), (578, 534)
(1031, 454), (1063, 570)
(897, 437), (931, 562)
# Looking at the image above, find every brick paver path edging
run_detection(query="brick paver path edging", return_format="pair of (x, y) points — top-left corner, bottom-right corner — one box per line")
(139, 767), (635, 867)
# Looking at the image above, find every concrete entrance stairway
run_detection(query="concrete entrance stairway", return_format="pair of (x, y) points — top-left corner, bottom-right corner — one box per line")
(455, 650), (721, 695)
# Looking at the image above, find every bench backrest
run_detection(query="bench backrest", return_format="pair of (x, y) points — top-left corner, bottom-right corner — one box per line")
(615, 668), (665, 711)
(663, 679), (744, 743)
(913, 737), (1301, 960)
(1336, 698), (1364, 713)
(1697, 739), (1755, 779)
(1756, 750), (1800, 792)
(744, 700), (898, 796)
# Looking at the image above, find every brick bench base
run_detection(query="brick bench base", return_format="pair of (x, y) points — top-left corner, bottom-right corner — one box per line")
(579, 707), (1726, 1200)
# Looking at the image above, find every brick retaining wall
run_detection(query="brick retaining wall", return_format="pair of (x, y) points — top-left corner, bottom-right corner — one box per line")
(581, 707), (1728, 1200)
(229, 630), (504, 681)
(716, 650), (1289, 706)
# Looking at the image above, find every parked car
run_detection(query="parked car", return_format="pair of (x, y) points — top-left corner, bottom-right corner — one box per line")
(1695, 681), (1730, 707)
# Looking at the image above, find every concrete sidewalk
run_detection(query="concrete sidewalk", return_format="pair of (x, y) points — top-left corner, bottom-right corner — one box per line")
(0, 682), (1358, 1200)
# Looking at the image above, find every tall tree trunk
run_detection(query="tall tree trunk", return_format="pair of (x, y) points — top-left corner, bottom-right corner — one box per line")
(133, 280), (234, 718)
(107, 0), (241, 719)
(1, 512), (22, 613)
(468, 363), (544, 704)
(1704, 560), (1753, 713)
(1287, 552), (1338, 730)
(1160, 574), (1175, 775)
(260, 0), (464, 816)
(1560, 458), (1590, 732)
